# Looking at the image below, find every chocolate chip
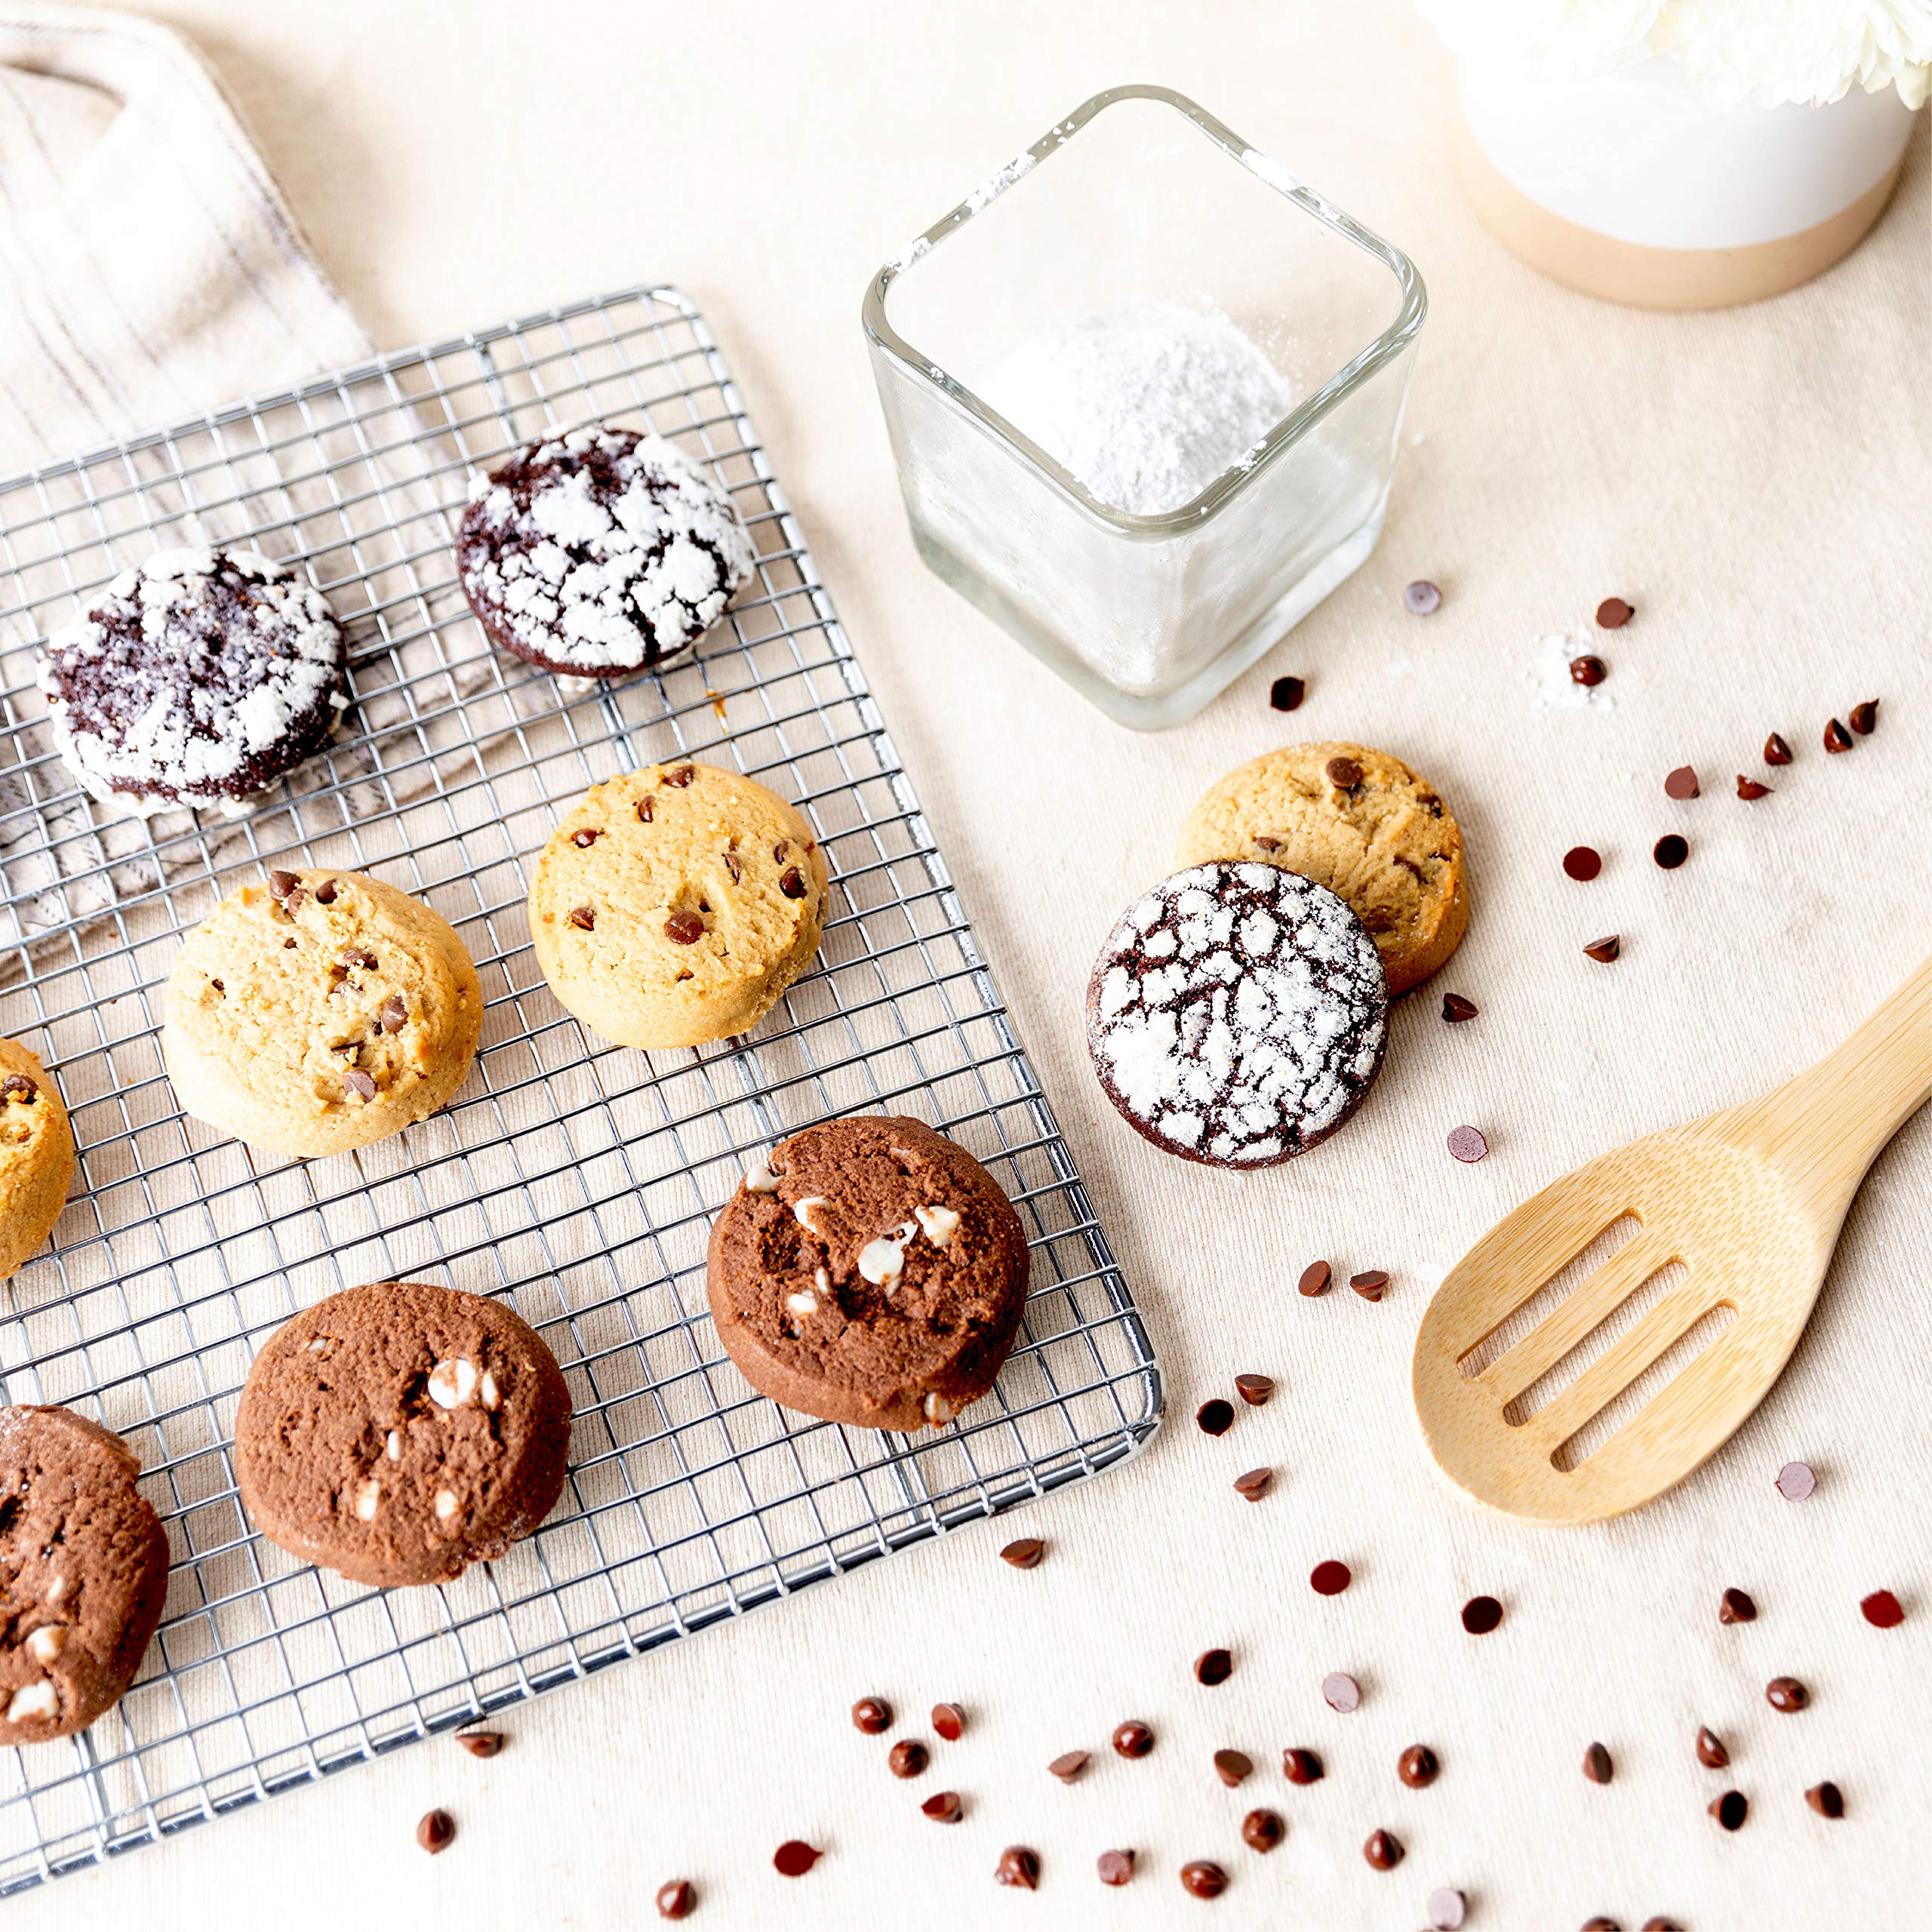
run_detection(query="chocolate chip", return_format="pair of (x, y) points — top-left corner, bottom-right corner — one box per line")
(1241, 1808), (1284, 1853)
(1583, 934), (1621, 962)
(638, 796), (654, 822)
(1232, 1467), (1273, 1502)
(1737, 775), (1773, 799)
(852, 1697), (891, 1734)
(663, 764), (695, 786)
(1252, 835), (1278, 851)
(1048, 1749), (1090, 1783)
(1719, 1587), (1758, 1625)
(1213, 1749), (1253, 1787)
(772, 840), (787, 861)
(1179, 1860), (1227, 1899)
(921, 1790), (962, 1823)
(1441, 992), (1478, 1023)
(1196, 1398), (1235, 1436)
(1321, 1672), (1361, 1713)
(773, 1840), (820, 1876)
(1764, 732), (1794, 765)
(1460, 1595), (1503, 1635)
(1766, 1675), (1809, 1712)
(1269, 675), (1306, 712)
(343, 1069), (377, 1100)
(931, 1703), (965, 1742)
(1776, 1460), (1817, 1500)
(1399, 1743), (1440, 1788)
(267, 869), (300, 900)
(1709, 1790), (1747, 1831)
(1564, 845), (1603, 882)
(1429, 1887), (1468, 1929)
(888, 1739), (928, 1778)
(1664, 765), (1699, 800)
(1654, 833), (1689, 869)
(571, 828), (599, 847)
(655, 1878), (695, 1919)
(1283, 1746), (1324, 1784)
(313, 879), (337, 903)
(1349, 1269), (1389, 1301)
(1363, 1828), (1404, 1870)
(723, 851), (742, 883)
(1696, 1726), (1729, 1768)
(1324, 755), (1364, 789)
(1447, 1125), (1488, 1164)
(415, 1808), (454, 1854)
(665, 909), (705, 944)
(1806, 1780), (1845, 1819)
(1583, 1741), (1613, 1784)
(345, 947), (378, 971)
(1097, 1849), (1135, 1886)
(379, 995), (408, 1033)
(995, 1847), (1039, 1890)
(0, 1075), (37, 1103)
(1824, 718), (1853, 752)
(1641, 1922), (1683, 1932)
(1569, 654), (1608, 688)
(1581, 1919), (1620, 1931)
(1195, 1647), (1233, 1686)
(568, 905), (595, 931)
(456, 1730), (503, 1758)
(1298, 1260), (1332, 1297)
(1112, 1720), (1154, 1758)
(1861, 1588), (1904, 1628)
(1234, 1374), (1274, 1405)
(1310, 1560), (1352, 1596)
(1850, 699), (1878, 735)
(1595, 597), (1633, 629)
(1001, 1537), (1044, 1570)
(1404, 580), (1441, 614)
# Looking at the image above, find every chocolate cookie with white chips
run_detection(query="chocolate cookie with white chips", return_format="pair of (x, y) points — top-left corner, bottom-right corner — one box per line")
(37, 546), (350, 817)
(1085, 862), (1389, 1168)
(456, 425), (754, 678)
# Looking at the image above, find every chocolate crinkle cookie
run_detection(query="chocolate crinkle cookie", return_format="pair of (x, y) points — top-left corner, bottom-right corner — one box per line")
(1086, 863), (1389, 1168)
(37, 546), (349, 814)
(457, 425), (754, 678)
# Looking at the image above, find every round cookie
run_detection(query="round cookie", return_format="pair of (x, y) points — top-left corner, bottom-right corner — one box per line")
(37, 546), (349, 815)
(1174, 741), (1468, 995)
(235, 1281), (573, 1589)
(0, 1039), (75, 1281)
(0, 1405), (170, 1744)
(1086, 862), (1389, 1168)
(162, 867), (482, 1158)
(457, 425), (754, 678)
(530, 760), (829, 1051)
(706, 1116), (1030, 1432)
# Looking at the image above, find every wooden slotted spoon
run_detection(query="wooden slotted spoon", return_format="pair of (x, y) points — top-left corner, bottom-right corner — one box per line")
(1413, 951), (1932, 1525)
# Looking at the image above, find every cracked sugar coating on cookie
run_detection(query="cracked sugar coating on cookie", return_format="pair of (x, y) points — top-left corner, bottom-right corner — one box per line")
(457, 425), (754, 677)
(38, 546), (349, 813)
(1086, 863), (1388, 1168)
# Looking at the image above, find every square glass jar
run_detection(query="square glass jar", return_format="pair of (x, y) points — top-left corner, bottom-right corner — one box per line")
(864, 85), (1426, 731)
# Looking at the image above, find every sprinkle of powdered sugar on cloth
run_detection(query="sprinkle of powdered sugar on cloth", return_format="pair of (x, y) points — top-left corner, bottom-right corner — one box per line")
(1530, 629), (1615, 712)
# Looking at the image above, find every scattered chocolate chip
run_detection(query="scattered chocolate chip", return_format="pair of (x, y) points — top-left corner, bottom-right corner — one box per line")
(313, 879), (337, 904)
(568, 905), (595, 931)
(1595, 597), (1633, 629)
(1232, 1466), (1273, 1502)
(1404, 580), (1441, 615)
(1570, 654), (1608, 688)
(1764, 732), (1793, 765)
(1766, 1676), (1809, 1712)
(665, 909), (705, 944)
(1112, 1721), (1155, 1758)
(1719, 1587), (1758, 1625)
(921, 1790), (962, 1823)
(1663, 765), (1699, 800)
(1234, 1374), (1274, 1405)
(1399, 1743), (1440, 1788)
(1241, 1808), (1284, 1853)
(888, 1740), (928, 1778)
(343, 1069), (377, 1101)
(1641, 1921), (1683, 1932)
(1298, 1260), (1332, 1297)
(1580, 1918), (1620, 1932)
(1252, 835), (1279, 851)
(1097, 1849), (1135, 1886)
(571, 828), (600, 848)
(723, 851), (742, 883)
(1441, 992), (1478, 1023)
(772, 839), (787, 861)
(267, 869), (300, 900)
(1583, 934), (1622, 962)
(995, 1846), (1040, 1890)
(780, 867), (808, 898)
(638, 796), (655, 823)
(1321, 1672), (1361, 1713)
(1653, 833), (1689, 869)
(1180, 1860), (1227, 1899)
(1806, 1780), (1845, 1819)
(1269, 675), (1306, 712)
(1460, 1595), (1503, 1635)
(1363, 1828), (1404, 1871)
(1214, 1749), (1253, 1787)
(1429, 1887), (1468, 1929)
(931, 1703), (965, 1742)
(1564, 845), (1603, 882)
(773, 1840), (820, 1877)
(1001, 1537), (1045, 1570)
(852, 1697), (892, 1734)
(1823, 718), (1853, 752)
(1195, 1647), (1233, 1687)
(656, 1878), (695, 1919)
(1737, 776), (1773, 799)
(1696, 1726), (1730, 1768)
(1324, 755), (1364, 789)
(1283, 1746), (1324, 1784)
(456, 1730), (503, 1758)
(1310, 1560), (1352, 1597)
(1196, 1398), (1235, 1436)
(1583, 1741), (1614, 1784)
(1776, 1460), (1817, 1500)
(378, 995), (408, 1033)
(1861, 1588), (1904, 1629)
(1709, 1790), (1748, 1831)
(1349, 1269), (1389, 1301)
(663, 764), (695, 787)
(416, 1808), (455, 1854)
(1850, 699), (1878, 735)
(1048, 1749), (1090, 1783)
(1447, 1125), (1488, 1164)
(210, 980), (225, 996)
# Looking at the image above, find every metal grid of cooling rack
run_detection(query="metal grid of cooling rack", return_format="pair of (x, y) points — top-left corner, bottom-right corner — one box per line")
(0, 285), (1159, 1894)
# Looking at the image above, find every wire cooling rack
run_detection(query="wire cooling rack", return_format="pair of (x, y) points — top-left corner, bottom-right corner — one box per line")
(0, 285), (1159, 1893)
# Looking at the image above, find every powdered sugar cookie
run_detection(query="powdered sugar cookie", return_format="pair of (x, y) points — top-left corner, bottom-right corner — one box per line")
(457, 426), (753, 678)
(1085, 863), (1388, 1168)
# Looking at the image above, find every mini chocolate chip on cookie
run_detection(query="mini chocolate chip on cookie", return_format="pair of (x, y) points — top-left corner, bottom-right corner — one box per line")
(235, 1281), (572, 1588)
(0, 1038), (75, 1283)
(38, 546), (348, 814)
(0, 1406), (170, 1743)
(1086, 863), (1388, 1168)
(457, 426), (753, 678)
(706, 1117), (1029, 1432)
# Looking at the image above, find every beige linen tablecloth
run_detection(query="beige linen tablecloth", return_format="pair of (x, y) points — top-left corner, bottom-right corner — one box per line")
(6, 2), (1929, 1927)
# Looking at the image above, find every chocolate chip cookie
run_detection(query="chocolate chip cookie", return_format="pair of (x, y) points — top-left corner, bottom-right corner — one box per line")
(235, 1281), (573, 1589)
(38, 546), (349, 815)
(0, 1038), (75, 1283)
(457, 426), (754, 678)
(162, 867), (482, 1159)
(706, 1117), (1030, 1432)
(0, 1406), (170, 1744)
(529, 760), (829, 1051)
(1174, 742), (1468, 995)
(1087, 862), (1388, 1168)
